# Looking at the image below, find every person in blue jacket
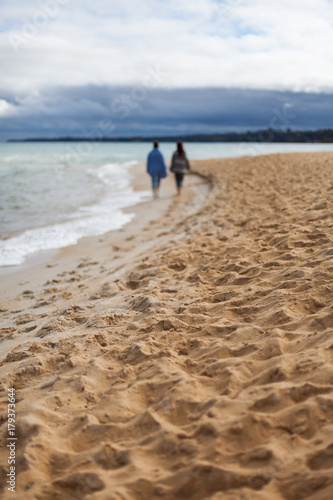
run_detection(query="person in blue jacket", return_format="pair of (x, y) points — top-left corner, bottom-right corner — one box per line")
(147, 141), (167, 199)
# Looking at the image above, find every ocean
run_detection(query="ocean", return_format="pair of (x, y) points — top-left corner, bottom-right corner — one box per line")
(1, 141), (333, 269)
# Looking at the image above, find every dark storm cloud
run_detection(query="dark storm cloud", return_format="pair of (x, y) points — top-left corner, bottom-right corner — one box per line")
(1, 86), (333, 140)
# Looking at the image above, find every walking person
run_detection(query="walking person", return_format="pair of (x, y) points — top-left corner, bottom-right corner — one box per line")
(147, 140), (167, 199)
(170, 142), (190, 195)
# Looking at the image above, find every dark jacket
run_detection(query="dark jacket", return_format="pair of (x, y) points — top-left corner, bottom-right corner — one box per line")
(170, 152), (190, 174)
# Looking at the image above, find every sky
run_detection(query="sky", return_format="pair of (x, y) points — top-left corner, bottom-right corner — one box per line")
(0, 0), (333, 139)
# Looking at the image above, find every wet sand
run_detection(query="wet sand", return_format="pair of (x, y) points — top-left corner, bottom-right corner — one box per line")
(1, 152), (333, 499)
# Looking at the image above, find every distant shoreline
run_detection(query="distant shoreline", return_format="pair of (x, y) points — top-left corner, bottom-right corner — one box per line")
(5, 127), (333, 143)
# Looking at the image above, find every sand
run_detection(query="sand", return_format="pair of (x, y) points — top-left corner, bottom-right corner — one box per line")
(1, 152), (333, 499)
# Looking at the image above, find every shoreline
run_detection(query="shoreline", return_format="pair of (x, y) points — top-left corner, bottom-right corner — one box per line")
(1, 152), (333, 499)
(0, 161), (152, 277)
(0, 163), (210, 341)
(0, 159), (183, 279)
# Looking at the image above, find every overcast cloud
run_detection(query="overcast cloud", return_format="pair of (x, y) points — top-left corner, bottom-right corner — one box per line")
(1, 0), (333, 138)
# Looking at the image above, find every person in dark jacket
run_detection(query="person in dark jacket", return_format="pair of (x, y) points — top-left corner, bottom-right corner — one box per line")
(147, 141), (167, 199)
(170, 142), (190, 195)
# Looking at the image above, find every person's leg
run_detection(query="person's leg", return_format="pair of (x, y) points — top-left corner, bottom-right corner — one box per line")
(175, 173), (184, 195)
(155, 176), (161, 198)
(152, 176), (158, 199)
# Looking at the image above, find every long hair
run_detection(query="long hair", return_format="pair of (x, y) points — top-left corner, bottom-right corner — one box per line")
(177, 141), (185, 157)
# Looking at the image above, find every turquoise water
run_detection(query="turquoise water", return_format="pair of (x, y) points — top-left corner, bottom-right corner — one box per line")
(1, 141), (333, 267)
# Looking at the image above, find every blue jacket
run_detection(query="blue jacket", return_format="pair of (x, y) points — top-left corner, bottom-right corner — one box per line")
(147, 149), (167, 178)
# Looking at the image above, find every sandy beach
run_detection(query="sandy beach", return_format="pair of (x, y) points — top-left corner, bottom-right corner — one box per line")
(1, 151), (333, 500)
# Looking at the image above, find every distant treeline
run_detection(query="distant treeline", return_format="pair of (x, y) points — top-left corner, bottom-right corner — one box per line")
(7, 128), (333, 143)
